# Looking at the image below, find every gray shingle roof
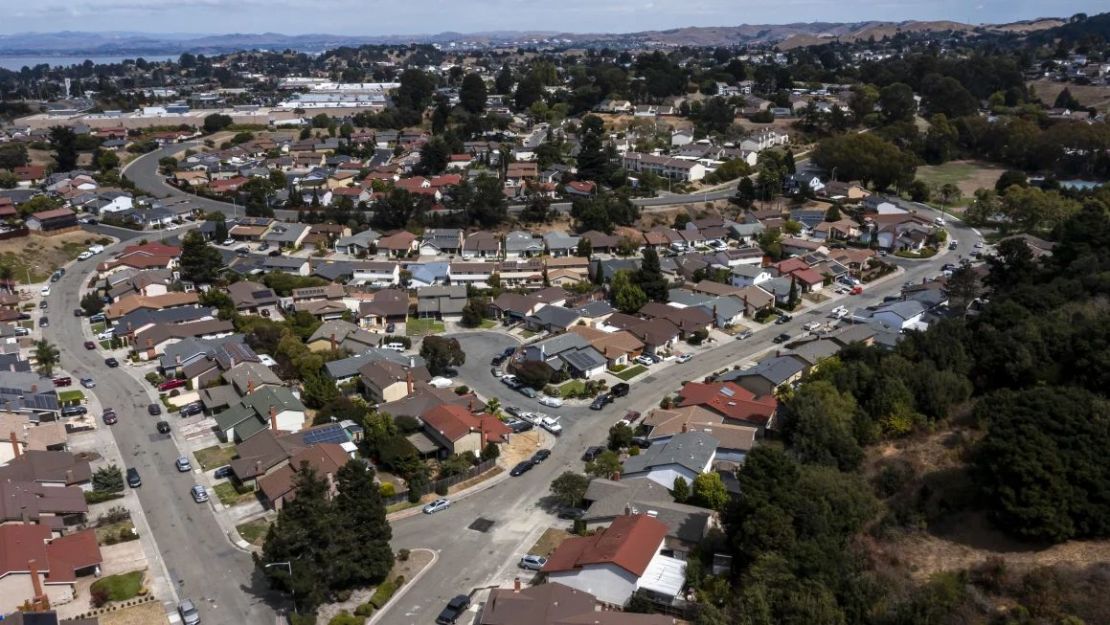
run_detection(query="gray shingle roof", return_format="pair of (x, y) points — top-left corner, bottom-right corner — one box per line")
(622, 431), (717, 476)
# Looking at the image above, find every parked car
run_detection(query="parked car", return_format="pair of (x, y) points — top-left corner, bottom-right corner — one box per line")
(73, 308), (84, 317)
(126, 468), (141, 488)
(88, 313), (106, 323)
(258, 242), (270, 251)
(510, 460), (535, 477)
(621, 410), (642, 425)
(61, 406), (87, 417)
(634, 354), (654, 366)
(52, 376), (72, 387)
(589, 394), (611, 410)
(178, 599), (200, 625)
(179, 402), (203, 417)
(435, 595), (470, 625)
(490, 367), (503, 378)
(175, 456), (192, 472)
(540, 416), (563, 436)
(775, 314), (792, 325)
(190, 484), (208, 504)
(500, 375), (519, 387)
(582, 446), (605, 462)
(736, 330), (754, 340)
(38, 316), (48, 328)
(39, 286), (50, 297)
(213, 466), (234, 479)
(221, 238), (235, 246)
(538, 395), (563, 408)
(519, 554), (548, 571)
(102, 411), (118, 425)
(519, 386), (537, 398)
(676, 353), (693, 364)
(531, 449), (551, 463)
(14, 327), (29, 337)
(156, 421), (171, 434)
(423, 498), (451, 514)
(610, 383), (630, 398)
(147, 403), (162, 415)
(158, 378), (187, 392)
(506, 418), (533, 433)
(77, 251), (93, 261)
(557, 508), (585, 520)
(773, 333), (791, 344)
(38, 300), (48, 310)
(505, 406), (525, 417)
(80, 377), (95, 389)
(386, 323), (396, 333)
(502, 346), (517, 357)
(803, 322), (821, 332)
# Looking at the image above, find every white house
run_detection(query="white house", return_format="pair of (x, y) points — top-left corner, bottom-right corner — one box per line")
(351, 261), (400, 286)
(542, 514), (687, 607)
(868, 299), (929, 332)
(729, 265), (773, 287)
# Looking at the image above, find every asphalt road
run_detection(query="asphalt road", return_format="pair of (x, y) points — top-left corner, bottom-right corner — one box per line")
(380, 209), (979, 625)
(51, 247), (278, 625)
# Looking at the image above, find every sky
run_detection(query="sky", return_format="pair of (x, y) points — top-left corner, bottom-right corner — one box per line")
(0, 0), (1100, 36)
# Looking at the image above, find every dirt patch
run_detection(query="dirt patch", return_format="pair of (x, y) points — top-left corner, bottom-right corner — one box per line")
(528, 527), (572, 557)
(914, 160), (1007, 203)
(498, 429), (547, 467)
(97, 600), (169, 625)
(0, 230), (110, 284)
(1029, 79), (1110, 113)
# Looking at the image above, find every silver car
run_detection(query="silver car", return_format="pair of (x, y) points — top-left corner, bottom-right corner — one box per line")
(190, 484), (209, 504)
(423, 498), (450, 514)
(175, 456), (192, 472)
(178, 598), (201, 625)
(519, 554), (548, 571)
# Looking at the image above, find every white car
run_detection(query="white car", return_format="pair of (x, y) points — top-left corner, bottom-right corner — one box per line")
(222, 238), (236, 246)
(77, 251), (93, 261)
(428, 376), (453, 389)
(423, 498), (451, 514)
(97, 330), (114, 341)
(830, 306), (849, 319)
(88, 245), (104, 255)
(676, 353), (693, 364)
(934, 217), (946, 226)
(540, 416), (562, 436)
(538, 395), (563, 408)
(635, 355), (654, 366)
(803, 322), (822, 332)
(39, 286), (50, 297)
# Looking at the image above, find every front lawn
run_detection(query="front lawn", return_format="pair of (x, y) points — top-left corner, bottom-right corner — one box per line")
(406, 318), (445, 336)
(214, 481), (256, 506)
(613, 365), (647, 381)
(236, 518), (272, 546)
(479, 319), (497, 329)
(90, 321), (106, 334)
(194, 444), (236, 471)
(90, 570), (144, 603)
(557, 380), (586, 397)
(58, 390), (85, 404)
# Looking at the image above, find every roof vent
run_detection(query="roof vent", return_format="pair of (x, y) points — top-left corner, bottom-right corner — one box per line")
(646, 510), (658, 517)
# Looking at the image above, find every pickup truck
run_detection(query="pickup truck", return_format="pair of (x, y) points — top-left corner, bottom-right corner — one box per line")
(436, 595), (471, 625)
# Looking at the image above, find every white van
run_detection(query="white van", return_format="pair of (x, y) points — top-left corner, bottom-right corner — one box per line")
(384, 342), (406, 352)
(88, 244), (105, 255)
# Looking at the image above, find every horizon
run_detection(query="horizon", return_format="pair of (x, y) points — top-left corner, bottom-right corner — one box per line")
(0, 1), (1099, 38)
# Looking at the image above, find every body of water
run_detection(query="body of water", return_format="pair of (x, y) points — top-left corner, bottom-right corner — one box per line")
(0, 54), (177, 71)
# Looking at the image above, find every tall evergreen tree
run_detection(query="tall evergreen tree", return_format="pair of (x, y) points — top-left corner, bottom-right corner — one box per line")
(576, 115), (610, 183)
(331, 460), (394, 588)
(259, 466), (336, 611)
(459, 74), (488, 115)
(179, 231), (224, 285)
(636, 247), (669, 303)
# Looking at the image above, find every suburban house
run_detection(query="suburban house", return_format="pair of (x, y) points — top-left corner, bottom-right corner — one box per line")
(867, 299), (929, 331)
(27, 208), (78, 234)
(419, 228), (463, 256)
(620, 431), (718, 489)
(359, 359), (430, 404)
(581, 477), (714, 559)
(0, 415), (68, 465)
(675, 381), (778, 431)
(717, 356), (806, 396)
(0, 525), (102, 614)
(504, 231), (544, 259)
(257, 443), (351, 510)
(567, 326), (644, 368)
(462, 231), (501, 259)
(376, 231), (419, 257)
(621, 153), (705, 182)
(306, 320), (381, 353)
(523, 333), (608, 379)
(227, 281), (280, 314)
(356, 289), (410, 327)
(541, 514), (687, 607)
(419, 403), (510, 458)
(415, 285), (467, 321)
(479, 582), (675, 625)
(351, 261), (401, 287)
(0, 452), (92, 488)
(0, 372), (61, 415)
(0, 479), (87, 529)
(525, 305), (583, 334)
(334, 229), (381, 255)
(604, 315), (680, 356)
(213, 386), (307, 443)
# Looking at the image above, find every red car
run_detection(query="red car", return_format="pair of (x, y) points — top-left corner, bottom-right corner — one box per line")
(83, 341), (96, 350)
(52, 376), (72, 387)
(158, 378), (187, 392)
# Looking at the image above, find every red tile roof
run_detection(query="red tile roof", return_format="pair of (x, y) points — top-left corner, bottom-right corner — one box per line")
(789, 267), (825, 286)
(0, 525), (102, 583)
(422, 404), (511, 446)
(542, 514), (667, 577)
(677, 381), (777, 427)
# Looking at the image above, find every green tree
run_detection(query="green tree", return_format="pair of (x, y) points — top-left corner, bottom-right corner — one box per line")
(576, 238), (592, 259)
(418, 137), (450, 175)
(672, 476), (690, 503)
(395, 69), (435, 112)
(420, 336), (465, 376)
(576, 115), (610, 182)
(514, 360), (552, 390)
(690, 472), (730, 511)
(635, 247), (668, 303)
(80, 291), (104, 316)
(259, 466), (335, 610)
(49, 126), (78, 172)
(460, 297), (489, 328)
(607, 422), (634, 451)
(178, 231), (224, 285)
(782, 380), (863, 471)
(494, 65), (514, 95)
(550, 471), (590, 508)
(33, 340), (59, 376)
(586, 450), (621, 478)
(202, 113), (233, 133)
(92, 464), (124, 493)
(0, 143), (29, 170)
(732, 176), (756, 209)
(611, 270), (647, 313)
(459, 73), (488, 115)
(330, 459), (393, 589)
(878, 82), (917, 123)
(824, 204), (841, 222)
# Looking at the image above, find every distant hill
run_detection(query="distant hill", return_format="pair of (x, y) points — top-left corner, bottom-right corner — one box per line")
(0, 17), (1082, 57)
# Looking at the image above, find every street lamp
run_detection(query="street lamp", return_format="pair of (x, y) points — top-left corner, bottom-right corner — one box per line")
(264, 561), (296, 614)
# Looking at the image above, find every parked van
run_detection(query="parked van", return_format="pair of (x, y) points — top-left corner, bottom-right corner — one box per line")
(88, 245), (105, 255)
(385, 342), (406, 352)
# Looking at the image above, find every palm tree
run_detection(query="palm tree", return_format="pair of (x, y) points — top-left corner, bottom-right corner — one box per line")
(34, 340), (60, 377)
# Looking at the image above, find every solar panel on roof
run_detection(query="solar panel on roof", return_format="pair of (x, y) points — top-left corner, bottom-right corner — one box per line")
(251, 290), (273, 299)
(720, 387), (735, 397)
(302, 424), (349, 446)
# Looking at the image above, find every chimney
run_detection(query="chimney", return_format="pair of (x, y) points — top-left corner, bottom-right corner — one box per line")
(681, 422), (688, 433)
(624, 504), (631, 515)
(406, 370), (414, 396)
(254, 460), (261, 475)
(30, 384), (36, 394)
(743, 294), (749, 315)
(269, 405), (277, 431)
(247, 376), (254, 395)
(330, 333), (337, 351)
(468, 399), (474, 413)
(513, 577), (522, 592)
(28, 559), (47, 608)
(9, 430), (20, 457)
(65, 470), (73, 484)
(176, 354), (182, 366)
(612, 471), (620, 482)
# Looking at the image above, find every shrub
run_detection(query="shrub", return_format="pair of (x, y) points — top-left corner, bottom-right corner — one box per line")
(354, 603), (375, 617)
(379, 483), (396, 498)
(434, 483), (449, 496)
(369, 580), (398, 609)
(91, 587), (110, 608)
(629, 446), (640, 456)
(328, 610), (363, 625)
(454, 385), (470, 395)
(397, 548), (410, 561)
(290, 613), (317, 625)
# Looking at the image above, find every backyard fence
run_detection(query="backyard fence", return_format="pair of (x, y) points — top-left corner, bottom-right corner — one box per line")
(383, 458), (497, 507)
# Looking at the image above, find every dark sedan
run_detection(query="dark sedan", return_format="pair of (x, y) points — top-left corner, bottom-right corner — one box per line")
(104, 357), (119, 368)
(509, 460), (535, 477)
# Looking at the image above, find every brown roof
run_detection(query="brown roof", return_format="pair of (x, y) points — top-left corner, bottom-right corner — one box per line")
(542, 514), (668, 577)
(0, 525), (101, 583)
(421, 404), (510, 446)
(257, 443), (349, 504)
(568, 326), (644, 359)
(132, 319), (234, 347)
(677, 381), (777, 427)
(639, 302), (712, 333)
(689, 280), (743, 297)
(642, 406), (757, 451)
(0, 480), (88, 523)
(481, 582), (675, 625)
(625, 318), (681, 347)
(0, 451), (91, 486)
(105, 292), (198, 319)
(359, 289), (410, 318)
(377, 231), (418, 250)
(359, 360), (430, 392)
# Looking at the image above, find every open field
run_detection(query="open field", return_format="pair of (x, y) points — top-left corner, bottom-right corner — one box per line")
(0, 231), (110, 284)
(1029, 79), (1110, 113)
(914, 160), (1006, 204)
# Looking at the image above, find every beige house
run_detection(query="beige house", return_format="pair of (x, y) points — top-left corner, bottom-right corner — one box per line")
(358, 360), (429, 404)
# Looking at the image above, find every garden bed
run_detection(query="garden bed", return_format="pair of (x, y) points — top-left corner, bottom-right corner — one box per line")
(613, 365), (647, 381)
(91, 570), (144, 603)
